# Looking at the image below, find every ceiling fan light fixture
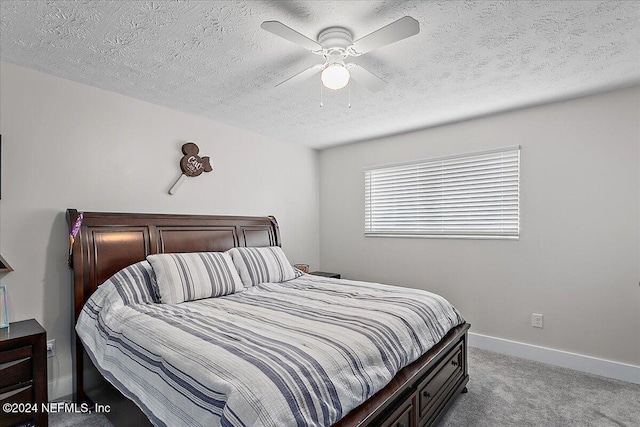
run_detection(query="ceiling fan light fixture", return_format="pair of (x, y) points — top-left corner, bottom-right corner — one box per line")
(262, 17), (420, 93)
(321, 63), (350, 90)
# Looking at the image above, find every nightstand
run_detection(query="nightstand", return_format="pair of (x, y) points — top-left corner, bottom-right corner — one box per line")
(0, 319), (48, 427)
(309, 271), (341, 279)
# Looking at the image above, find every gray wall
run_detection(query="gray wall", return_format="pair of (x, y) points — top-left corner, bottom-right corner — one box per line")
(0, 62), (320, 398)
(319, 87), (640, 366)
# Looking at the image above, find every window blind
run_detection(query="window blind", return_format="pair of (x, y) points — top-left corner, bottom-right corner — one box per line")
(364, 147), (520, 239)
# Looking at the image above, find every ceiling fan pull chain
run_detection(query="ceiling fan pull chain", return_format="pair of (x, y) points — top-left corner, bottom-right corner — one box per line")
(348, 81), (352, 108)
(320, 79), (324, 107)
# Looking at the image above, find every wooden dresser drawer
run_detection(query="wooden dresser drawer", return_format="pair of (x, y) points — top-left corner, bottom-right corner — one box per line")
(0, 384), (34, 405)
(0, 347), (33, 389)
(417, 342), (464, 421)
(0, 345), (32, 365)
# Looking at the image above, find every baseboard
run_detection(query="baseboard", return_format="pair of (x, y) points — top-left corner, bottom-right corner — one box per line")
(48, 373), (73, 402)
(468, 332), (640, 385)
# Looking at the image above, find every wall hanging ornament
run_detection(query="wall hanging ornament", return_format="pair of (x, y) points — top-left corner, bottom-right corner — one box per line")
(169, 142), (213, 195)
(0, 254), (13, 273)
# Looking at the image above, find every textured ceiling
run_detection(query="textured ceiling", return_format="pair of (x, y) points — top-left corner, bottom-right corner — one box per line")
(1, 1), (639, 149)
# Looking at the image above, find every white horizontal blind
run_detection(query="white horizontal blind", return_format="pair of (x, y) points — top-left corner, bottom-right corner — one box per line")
(364, 147), (520, 239)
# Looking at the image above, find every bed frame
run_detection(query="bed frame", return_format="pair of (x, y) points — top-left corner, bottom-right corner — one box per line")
(67, 209), (469, 427)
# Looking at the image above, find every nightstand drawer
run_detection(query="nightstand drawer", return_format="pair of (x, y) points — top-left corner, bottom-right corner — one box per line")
(0, 319), (48, 426)
(309, 271), (341, 279)
(0, 385), (35, 427)
(0, 384), (34, 404)
(0, 345), (31, 364)
(0, 354), (32, 389)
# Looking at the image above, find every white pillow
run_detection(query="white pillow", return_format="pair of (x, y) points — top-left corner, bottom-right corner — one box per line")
(147, 252), (244, 304)
(227, 246), (296, 287)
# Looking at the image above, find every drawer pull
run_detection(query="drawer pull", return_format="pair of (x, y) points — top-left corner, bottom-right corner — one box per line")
(422, 390), (431, 399)
(451, 360), (459, 367)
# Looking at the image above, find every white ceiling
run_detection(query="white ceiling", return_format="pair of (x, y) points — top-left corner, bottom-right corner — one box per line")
(1, 1), (639, 149)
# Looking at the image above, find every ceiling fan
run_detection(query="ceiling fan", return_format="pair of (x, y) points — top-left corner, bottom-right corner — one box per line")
(261, 16), (420, 92)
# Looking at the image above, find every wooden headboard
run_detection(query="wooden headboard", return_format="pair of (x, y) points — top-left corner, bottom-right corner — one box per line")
(67, 209), (280, 322)
(66, 209), (280, 402)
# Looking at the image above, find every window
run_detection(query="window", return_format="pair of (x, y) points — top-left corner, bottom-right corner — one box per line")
(364, 147), (520, 239)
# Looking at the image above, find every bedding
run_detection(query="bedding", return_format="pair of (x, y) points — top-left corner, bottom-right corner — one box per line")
(77, 265), (464, 427)
(228, 246), (297, 287)
(148, 252), (244, 304)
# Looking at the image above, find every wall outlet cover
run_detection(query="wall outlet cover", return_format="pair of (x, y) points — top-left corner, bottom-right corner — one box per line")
(46, 339), (56, 358)
(532, 313), (544, 329)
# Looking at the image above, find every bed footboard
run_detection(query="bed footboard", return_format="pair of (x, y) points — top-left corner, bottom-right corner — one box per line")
(335, 322), (470, 427)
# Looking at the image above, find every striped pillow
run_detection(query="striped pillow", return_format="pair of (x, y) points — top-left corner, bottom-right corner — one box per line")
(108, 260), (159, 305)
(147, 252), (244, 304)
(228, 246), (296, 287)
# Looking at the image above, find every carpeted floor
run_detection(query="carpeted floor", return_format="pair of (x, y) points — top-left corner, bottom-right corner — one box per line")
(48, 411), (113, 427)
(49, 347), (640, 426)
(439, 348), (640, 427)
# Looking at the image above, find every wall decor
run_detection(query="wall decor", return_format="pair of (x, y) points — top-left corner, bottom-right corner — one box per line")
(0, 285), (8, 328)
(67, 212), (84, 268)
(0, 255), (12, 273)
(169, 142), (213, 195)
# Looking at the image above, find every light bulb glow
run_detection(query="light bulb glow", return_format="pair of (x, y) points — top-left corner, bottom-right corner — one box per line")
(321, 63), (350, 90)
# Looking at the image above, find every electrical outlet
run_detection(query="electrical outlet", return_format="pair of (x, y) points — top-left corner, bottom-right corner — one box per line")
(46, 339), (56, 358)
(532, 313), (544, 329)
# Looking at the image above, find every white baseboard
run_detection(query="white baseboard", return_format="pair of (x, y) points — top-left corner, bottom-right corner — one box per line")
(468, 332), (640, 385)
(48, 373), (73, 402)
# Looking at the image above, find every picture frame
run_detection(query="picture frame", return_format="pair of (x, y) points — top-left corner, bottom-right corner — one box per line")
(0, 254), (13, 273)
(0, 285), (8, 328)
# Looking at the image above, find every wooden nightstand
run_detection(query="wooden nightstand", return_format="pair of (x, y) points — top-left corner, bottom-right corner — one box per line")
(309, 271), (341, 279)
(0, 319), (48, 427)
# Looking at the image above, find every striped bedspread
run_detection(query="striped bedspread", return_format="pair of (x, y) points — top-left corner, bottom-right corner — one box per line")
(77, 265), (464, 427)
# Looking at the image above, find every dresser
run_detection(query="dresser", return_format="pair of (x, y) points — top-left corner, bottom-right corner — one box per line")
(0, 319), (48, 427)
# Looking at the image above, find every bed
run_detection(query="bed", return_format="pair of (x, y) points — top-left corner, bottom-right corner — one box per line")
(67, 209), (470, 427)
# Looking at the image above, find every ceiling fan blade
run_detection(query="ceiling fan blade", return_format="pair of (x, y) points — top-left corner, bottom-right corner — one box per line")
(347, 64), (387, 92)
(349, 16), (420, 55)
(275, 64), (323, 88)
(261, 21), (323, 52)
